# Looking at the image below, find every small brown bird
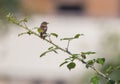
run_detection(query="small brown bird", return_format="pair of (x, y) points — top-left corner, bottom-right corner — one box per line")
(38, 21), (48, 39)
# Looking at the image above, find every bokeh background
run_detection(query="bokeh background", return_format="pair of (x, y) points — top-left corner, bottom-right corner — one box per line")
(0, 0), (120, 84)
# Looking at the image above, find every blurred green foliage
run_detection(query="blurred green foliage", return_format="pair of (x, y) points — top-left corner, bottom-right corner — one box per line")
(0, 0), (19, 37)
(100, 32), (120, 83)
(0, 0), (19, 20)
(80, 32), (120, 84)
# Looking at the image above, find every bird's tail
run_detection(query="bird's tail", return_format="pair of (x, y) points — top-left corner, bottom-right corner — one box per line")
(40, 33), (43, 38)
(40, 33), (45, 39)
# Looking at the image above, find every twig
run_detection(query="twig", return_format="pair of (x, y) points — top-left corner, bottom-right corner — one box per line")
(48, 34), (52, 42)
(66, 40), (70, 51)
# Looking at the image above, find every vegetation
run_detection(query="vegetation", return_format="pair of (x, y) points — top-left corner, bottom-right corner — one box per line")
(6, 13), (120, 84)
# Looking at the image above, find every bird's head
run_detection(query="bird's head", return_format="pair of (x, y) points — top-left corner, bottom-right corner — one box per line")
(41, 21), (49, 26)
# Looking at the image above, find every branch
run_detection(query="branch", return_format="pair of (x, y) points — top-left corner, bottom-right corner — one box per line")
(19, 23), (111, 81)
(21, 22), (110, 80)
(7, 14), (114, 83)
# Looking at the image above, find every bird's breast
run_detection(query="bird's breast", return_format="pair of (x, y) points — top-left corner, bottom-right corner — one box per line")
(43, 27), (47, 30)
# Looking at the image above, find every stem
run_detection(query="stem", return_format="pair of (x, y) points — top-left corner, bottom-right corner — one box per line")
(66, 40), (70, 51)
(16, 23), (111, 81)
(48, 34), (52, 42)
(90, 66), (110, 80)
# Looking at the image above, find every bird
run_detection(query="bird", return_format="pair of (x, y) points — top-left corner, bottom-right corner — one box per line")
(38, 21), (48, 39)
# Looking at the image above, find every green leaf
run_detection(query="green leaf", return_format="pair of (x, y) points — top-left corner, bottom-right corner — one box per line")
(74, 34), (84, 38)
(96, 58), (105, 65)
(74, 34), (80, 38)
(115, 65), (120, 70)
(107, 80), (115, 84)
(51, 33), (58, 38)
(71, 54), (79, 61)
(72, 54), (79, 58)
(40, 48), (58, 57)
(65, 57), (72, 61)
(23, 16), (30, 22)
(40, 52), (47, 57)
(66, 56), (80, 61)
(6, 13), (11, 18)
(60, 61), (68, 67)
(91, 76), (99, 84)
(87, 60), (95, 65)
(48, 46), (54, 50)
(37, 28), (43, 33)
(81, 51), (96, 55)
(105, 66), (114, 75)
(60, 37), (74, 41)
(67, 62), (76, 70)
(27, 31), (32, 35)
(86, 60), (95, 68)
(61, 34), (84, 41)
(6, 13), (18, 24)
(81, 54), (86, 59)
